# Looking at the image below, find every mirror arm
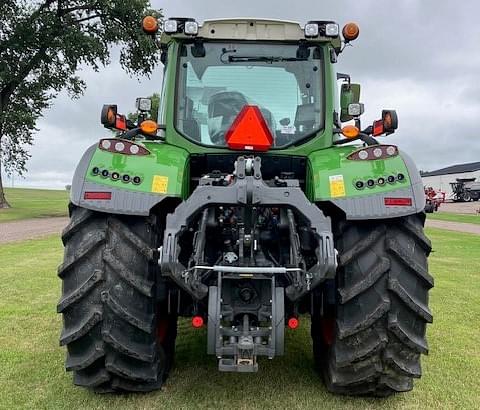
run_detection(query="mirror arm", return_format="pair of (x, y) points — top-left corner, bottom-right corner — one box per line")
(121, 128), (141, 141)
(359, 132), (379, 146)
(333, 130), (378, 146)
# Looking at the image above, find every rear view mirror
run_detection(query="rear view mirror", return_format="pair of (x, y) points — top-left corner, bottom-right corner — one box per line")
(101, 104), (117, 127)
(382, 110), (398, 133)
(340, 83), (361, 122)
(100, 104), (127, 131)
(372, 110), (399, 136)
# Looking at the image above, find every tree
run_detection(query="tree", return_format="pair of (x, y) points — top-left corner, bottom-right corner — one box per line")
(0, 1), (162, 208)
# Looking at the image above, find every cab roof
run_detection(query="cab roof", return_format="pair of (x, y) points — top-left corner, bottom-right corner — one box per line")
(160, 18), (340, 45)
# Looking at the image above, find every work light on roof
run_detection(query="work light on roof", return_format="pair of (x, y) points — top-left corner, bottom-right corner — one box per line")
(325, 23), (339, 37)
(305, 21), (340, 38)
(164, 19), (178, 34)
(304, 23), (319, 38)
(184, 21), (199, 35)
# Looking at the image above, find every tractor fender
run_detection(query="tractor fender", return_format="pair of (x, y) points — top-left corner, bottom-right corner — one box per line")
(328, 150), (425, 220)
(70, 143), (183, 216)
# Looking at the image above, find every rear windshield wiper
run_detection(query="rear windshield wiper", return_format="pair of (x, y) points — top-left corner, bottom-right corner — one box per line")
(227, 56), (307, 63)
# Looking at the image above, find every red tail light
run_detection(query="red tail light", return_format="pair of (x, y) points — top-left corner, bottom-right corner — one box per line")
(372, 119), (384, 136)
(384, 197), (413, 207)
(192, 316), (204, 328)
(98, 139), (150, 156)
(288, 317), (299, 329)
(225, 105), (273, 152)
(84, 192), (112, 200)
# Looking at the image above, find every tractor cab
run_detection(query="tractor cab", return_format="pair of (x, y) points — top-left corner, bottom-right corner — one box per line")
(157, 18), (361, 152)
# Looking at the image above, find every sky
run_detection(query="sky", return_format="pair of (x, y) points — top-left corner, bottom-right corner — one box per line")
(6, 0), (480, 189)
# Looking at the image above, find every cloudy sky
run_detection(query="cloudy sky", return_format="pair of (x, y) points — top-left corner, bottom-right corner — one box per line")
(6, 0), (480, 189)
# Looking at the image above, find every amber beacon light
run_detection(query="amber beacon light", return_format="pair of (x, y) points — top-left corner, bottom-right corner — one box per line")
(342, 22), (360, 42)
(142, 16), (159, 34)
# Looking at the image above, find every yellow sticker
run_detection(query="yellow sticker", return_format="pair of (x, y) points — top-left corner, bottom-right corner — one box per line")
(151, 175), (169, 194)
(329, 175), (346, 198)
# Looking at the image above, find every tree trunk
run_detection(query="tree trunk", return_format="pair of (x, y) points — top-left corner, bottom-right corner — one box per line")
(0, 163), (10, 209)
(0, 133), (10, 209)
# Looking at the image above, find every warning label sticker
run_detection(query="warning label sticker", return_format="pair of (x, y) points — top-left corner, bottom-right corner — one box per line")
(329, 175), (346, 198)
(151, 175), (169, 194)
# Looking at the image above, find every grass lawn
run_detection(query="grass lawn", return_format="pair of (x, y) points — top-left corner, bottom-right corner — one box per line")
(0, 188), (69, 222)
(428, 211), (480, 225)
(0, 228), (479, 409)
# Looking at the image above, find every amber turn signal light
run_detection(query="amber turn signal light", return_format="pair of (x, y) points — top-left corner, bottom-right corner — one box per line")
(140, 120), (158, 136)
(342, 22), (360, 42)
(142, 16), (159, 34)
(341, 125), (360, 139)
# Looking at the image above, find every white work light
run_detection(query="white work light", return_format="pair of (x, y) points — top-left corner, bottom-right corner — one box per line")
(184, 21), (199, 36)
(325, 23), (340, 37)
(164, 19), (178, 34)
(304, 23), (319, 37)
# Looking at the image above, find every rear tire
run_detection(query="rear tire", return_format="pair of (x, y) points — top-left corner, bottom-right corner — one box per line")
(311, 213), (433, 397)
(58, 205), (177, 392)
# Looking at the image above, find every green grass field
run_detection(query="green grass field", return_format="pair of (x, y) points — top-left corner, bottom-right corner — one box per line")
(0, 228), (479, 409)
(0, 188), (69, 222)
(428, 211), (480, 225)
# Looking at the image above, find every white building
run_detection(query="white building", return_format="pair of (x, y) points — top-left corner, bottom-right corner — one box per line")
(421, 162), (480, 198)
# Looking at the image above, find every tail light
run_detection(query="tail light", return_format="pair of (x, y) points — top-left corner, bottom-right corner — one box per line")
(192, 316), (204, 328)
(384, 197), (413, 207)
(348, 145), (398, 161)
(84, 192), (112, 200)
(288, 317), (299, 329)
(99, 139), (150, 156)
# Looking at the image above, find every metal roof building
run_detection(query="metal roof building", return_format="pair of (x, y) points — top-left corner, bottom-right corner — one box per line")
(421, 162), (480, 197)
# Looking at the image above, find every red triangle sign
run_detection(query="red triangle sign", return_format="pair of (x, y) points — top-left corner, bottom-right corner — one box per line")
(225, 105), (273, 151)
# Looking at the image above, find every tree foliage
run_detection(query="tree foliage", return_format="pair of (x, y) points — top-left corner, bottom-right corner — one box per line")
(0, 0), (162, 207)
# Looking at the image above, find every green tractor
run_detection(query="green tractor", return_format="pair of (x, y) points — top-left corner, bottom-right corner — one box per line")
(58, 17), (433, 396)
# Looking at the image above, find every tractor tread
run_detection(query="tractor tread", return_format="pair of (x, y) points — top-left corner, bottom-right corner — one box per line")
(388, 278), (433, 323)
(103, 249), (154, 297)
(388, 311), (429, 354)
(62, 206), (96, 242)
(387, 237), (434, 288)
(102, 323), (156, 362)
(338, 257), (390, 303)
(109, 219), (155, 261)
(57, 269), (103, 313)
(60, 310), (102, 346)
(103, 291), (154, 334)
(338, 225), (385, 266)
(337, 297), (390, 339)
(312, 214), (432, 397)
(59, 205), (176, 393)
(66, 339), (105, 371)
(58, 231), (106, 278)
(73, 362), (111, 388)
(105, 354), (158, 382)
(334, 326), (387, 367)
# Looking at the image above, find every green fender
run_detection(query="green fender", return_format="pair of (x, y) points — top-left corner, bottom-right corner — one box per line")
(307, 145), (425, 220)
(70, 141), (189, 215)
